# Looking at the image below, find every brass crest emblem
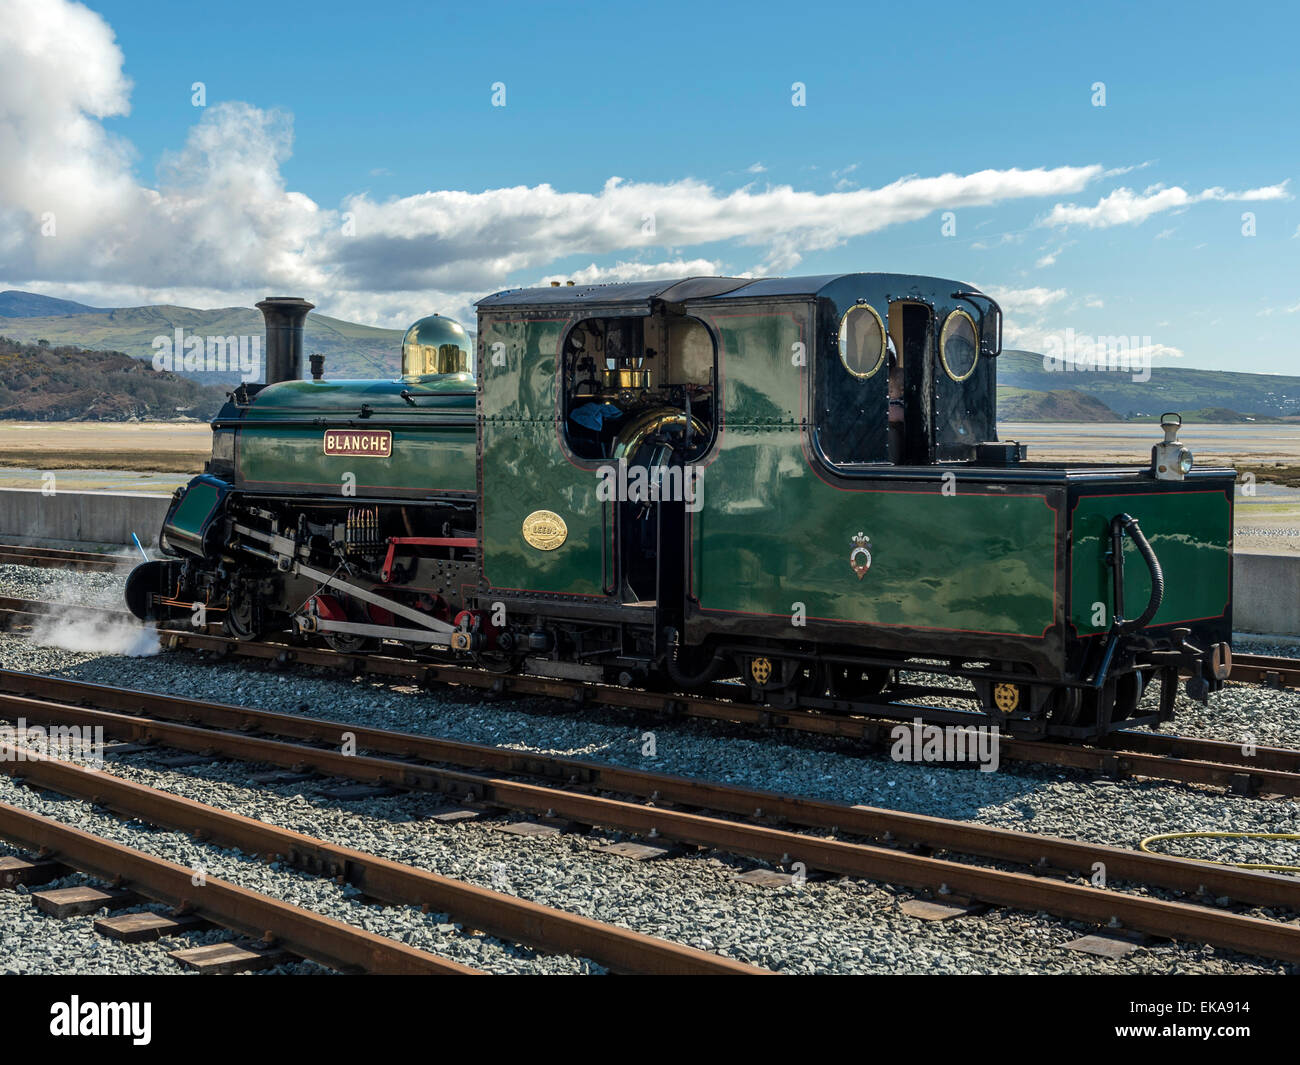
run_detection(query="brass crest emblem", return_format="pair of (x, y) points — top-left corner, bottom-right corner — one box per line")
(849, 532), (872, 579)
(522, 510), (568, 551)
(993, 683), (1020, 713)
(750, 656), (772, 685)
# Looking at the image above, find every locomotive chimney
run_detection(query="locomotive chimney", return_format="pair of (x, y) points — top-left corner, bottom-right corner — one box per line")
(256, 296), (314, 385)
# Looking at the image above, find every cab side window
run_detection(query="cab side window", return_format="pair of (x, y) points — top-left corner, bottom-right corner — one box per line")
(814, 303), (889, 466)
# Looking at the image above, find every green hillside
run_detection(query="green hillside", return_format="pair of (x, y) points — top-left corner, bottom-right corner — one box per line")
(997, 349), (1300, 418)
(0, 290), (104, 316)
(6, 294), (1295, 422)
(0, 336), (228, 420)
(996, 386), (1120, 421)
(0, 304), (406, 386)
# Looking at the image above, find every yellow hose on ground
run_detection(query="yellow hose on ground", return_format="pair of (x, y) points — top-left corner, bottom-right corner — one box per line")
(1139, 831), (1300, 874)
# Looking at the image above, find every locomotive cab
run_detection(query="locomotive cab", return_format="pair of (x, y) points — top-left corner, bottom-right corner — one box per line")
(560, 309), (716, 465)
(812, 278), (1005, 470)
(558, 307), (716, 604)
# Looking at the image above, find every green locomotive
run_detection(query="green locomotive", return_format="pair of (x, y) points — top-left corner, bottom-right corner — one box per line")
(126, 275), (1234, 739)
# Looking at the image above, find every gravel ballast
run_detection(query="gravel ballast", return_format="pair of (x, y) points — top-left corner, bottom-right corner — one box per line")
(0, 562), (1295, 975)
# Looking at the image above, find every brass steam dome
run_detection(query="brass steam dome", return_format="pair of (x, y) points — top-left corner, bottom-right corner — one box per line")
(400, 314), (474, 378)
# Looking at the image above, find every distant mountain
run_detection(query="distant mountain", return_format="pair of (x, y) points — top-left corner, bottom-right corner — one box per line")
(0, 301), (407, 386)
(997, 349), (1300, 419)
(0, 290), (105, 317)
(0, 336), (228, 420)
(996, 386), (1121, 421)
(1127, 406), (1292, 423)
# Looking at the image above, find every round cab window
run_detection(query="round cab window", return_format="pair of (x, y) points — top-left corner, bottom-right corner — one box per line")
(940, 309), (979, 382)
(837, 304), (885, 378)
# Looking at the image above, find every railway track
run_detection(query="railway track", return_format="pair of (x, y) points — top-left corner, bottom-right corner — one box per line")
(0, 544), (129, 573)
(2, 671), (1300, 965)
(0, 592), (1298, 796)
(2, 584), (1296, 693)
(0, 795), (481, 974)
(151, 629), (1300, 798)
(1231, 652), (1300, 689)
(0, 594), (127, 629)
(0, 733), (764, 975)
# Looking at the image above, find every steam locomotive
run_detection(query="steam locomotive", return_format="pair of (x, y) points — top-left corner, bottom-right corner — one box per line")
(125, 275), (1234, 740)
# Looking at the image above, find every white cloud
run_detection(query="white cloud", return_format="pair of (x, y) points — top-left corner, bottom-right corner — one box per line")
(328, 165), (1104, 294)
(1040, 181), (1290, 229)
(0, 0), (1109, 328)
(987, 286), (1067, 312)
(831, 163), (859, 191)
(1101, 161), (1154, 179)
(0, 0), (136, 274)
(992, 285), (1184, 365)
(1034, 238), (1077, 269)
(538, 258), (730, 286)
(1003, 322), (1185, 364)
(987, 287), (1068, 354)
(0, 0), (321, 293)
(1122, 341), (1185, 363)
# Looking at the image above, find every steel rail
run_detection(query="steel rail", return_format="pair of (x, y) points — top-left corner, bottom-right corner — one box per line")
(0, 740), (766, 975)
(3, 604), (1299, 793)
(4, 682), (1300, 962)
(1103, 728), (1300, 773)
(0, 546), (125, 572)
(148, 629), (1300, 797)
(1, 560), (1296, 688)
(0, 543), (131, 563)
(10, 591), (1296, 698)
(0, 595), (131, 628)
(2, 670), (1299, 911)
(1231, 653), (1300, 689)
(4, 592), (1299, 703)
(0, 793), (480, 974)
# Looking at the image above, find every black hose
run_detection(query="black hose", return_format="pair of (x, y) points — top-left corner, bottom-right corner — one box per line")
(1114, 513), (1164, 631)
(663, 626), (728, 687)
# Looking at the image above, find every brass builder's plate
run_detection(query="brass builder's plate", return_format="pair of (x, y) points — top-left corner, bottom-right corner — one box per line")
(522, 510), (568, 551)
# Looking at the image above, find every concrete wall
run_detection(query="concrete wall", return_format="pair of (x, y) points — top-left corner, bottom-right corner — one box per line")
(1234, 552), (1300, 637)
(0, 488), (170, 548)
(0, 488), (1296, 635)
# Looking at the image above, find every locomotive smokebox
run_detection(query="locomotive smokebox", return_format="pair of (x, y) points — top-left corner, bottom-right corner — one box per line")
(256, 296), (315, 384)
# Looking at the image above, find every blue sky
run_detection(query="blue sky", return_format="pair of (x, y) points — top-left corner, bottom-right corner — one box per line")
(3, 0), (1297, 371)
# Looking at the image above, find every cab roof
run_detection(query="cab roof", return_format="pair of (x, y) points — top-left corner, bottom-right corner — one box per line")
(475, 272), (979, 311)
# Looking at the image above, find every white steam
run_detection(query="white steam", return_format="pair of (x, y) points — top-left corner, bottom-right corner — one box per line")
(22, 552), (161, 657)
(28, 608), (160, 657)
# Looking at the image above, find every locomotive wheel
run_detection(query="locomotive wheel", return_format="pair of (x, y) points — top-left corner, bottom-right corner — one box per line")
(124, 559), (177, 622)
(753, 659), (813, 708)
(223, 588), (263, 641)
(323, 632), (379, 654)
(1045, 687), (1084, 728)
(1113, 670), (1149, 721)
